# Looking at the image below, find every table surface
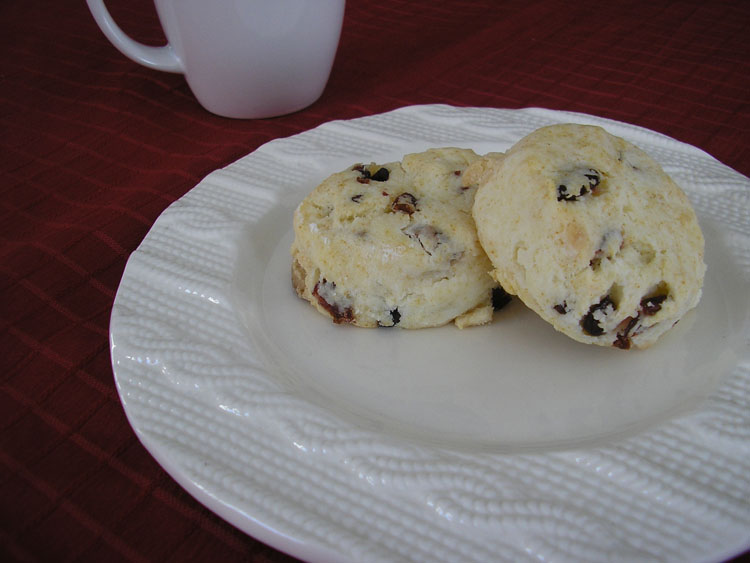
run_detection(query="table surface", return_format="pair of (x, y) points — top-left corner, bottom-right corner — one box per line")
(2, 0), (749, 561)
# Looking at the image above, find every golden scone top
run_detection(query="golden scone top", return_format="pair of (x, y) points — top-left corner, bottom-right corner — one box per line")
(471, 124), (705, 349)
(291, 148), (500, 329)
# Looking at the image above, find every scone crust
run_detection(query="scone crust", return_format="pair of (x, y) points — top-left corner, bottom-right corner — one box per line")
(292, 148), (497, 329)
(471, 124), (705, 349)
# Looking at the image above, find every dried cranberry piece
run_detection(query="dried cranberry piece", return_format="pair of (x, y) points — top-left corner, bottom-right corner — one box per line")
(492, 287), (512, 311)
(613, 316), (639, 349)
(354, 165), (371, 184)
(370, 167), (389, 182)
(392, 192), (418, 215)
(377, 308), (400, 327)
(353, 165), (388, 183)
(641, 294), (667, 316)
(613, 334), (631, 350)
(389, 308), (401, 325)
(312, 279), (354, 324)
(557, 168), (601, 201)
(580, 295), (615, 336)
(553, 302), (569, 314)
(557, 185), (580, 201)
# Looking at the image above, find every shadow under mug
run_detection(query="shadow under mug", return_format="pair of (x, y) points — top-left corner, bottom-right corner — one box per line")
(86, 0), (346, 119)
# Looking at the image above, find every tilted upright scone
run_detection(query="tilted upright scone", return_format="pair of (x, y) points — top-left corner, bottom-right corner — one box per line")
(471, 123), (705, 349)
(291, 148), (501, 329)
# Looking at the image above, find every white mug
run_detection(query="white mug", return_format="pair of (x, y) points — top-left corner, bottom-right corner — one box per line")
(86, 0), (345, 119)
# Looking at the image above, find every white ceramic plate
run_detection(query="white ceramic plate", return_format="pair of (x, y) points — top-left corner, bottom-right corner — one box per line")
(110, 105), (750, 563)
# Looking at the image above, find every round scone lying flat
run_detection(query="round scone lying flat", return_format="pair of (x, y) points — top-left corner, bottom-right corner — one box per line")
(471, 124), (706, 349)
(291, 148), (502, 329)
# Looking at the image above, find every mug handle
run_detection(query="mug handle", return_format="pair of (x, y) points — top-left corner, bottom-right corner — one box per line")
(86, 0), (183, 73)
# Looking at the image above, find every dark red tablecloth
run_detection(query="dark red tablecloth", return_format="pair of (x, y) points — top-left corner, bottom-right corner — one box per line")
(2, 0), (748, 561)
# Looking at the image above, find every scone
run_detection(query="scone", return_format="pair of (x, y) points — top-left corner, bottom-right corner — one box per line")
(291, 147), (502, 329)
(471, 124), (706, 349)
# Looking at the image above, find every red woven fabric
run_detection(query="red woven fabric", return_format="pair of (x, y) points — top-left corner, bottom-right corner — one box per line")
(1, 0), (748, 561)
